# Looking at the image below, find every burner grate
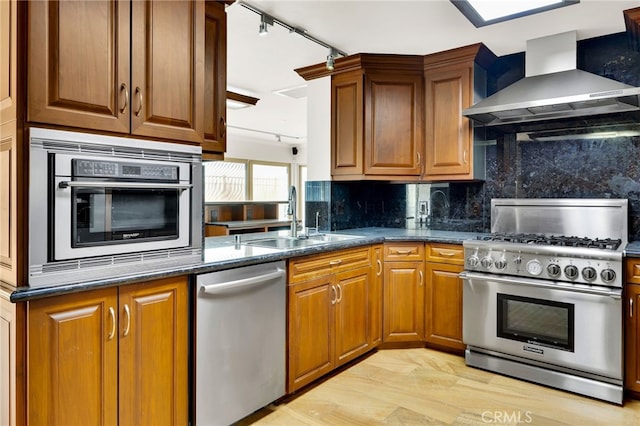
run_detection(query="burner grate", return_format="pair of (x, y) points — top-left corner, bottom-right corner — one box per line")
(478, 233), (621, 250)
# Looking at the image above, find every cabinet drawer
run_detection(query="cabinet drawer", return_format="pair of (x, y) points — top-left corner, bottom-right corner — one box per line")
(289, 246), (371, 284)
(383, 242), (424, 261)
(426, 243), (464, 265)
(626, 259), (640, 284)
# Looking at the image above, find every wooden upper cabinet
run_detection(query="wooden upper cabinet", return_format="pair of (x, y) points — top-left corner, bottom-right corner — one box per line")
(130, 0), (204, 143)
(28, 0), (131, 134)
(27, 0), (207, 145)
(202, 0), (227, 157)
(364, 72), (423, 176)
(423, 44), (495, 181)
(328, 54), (424, 181)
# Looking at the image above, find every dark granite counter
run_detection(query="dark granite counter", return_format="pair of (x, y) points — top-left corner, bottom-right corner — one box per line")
(7, 227), (484, 303)
(624, 241), (640, 258)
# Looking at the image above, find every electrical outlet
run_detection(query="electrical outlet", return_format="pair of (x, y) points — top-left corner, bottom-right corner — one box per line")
(419, 201), (428, 215)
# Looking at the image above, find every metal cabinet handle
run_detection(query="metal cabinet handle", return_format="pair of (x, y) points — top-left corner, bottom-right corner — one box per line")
(631, 298), (634, 318)
(329, 259), (342, 266)
(331, 285), (337, 305)
(396, 250), (412, 255)
(416, 152), (421, 166)
(123, 304), (131, 337)
(120, 83), (129, 114)
(419, 270), (423, 287)
(135, 86), (143, 117)
(438, 250), (457, 257)
(336, 284), (343, 303)
(107, 307), (116, 340)
(376, 259), (382, 276)
(463, 149), (468, 164)
(219, 117), (226, 139)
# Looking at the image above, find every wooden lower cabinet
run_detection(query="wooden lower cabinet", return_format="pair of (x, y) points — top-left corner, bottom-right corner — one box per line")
(382, 242), (425, 342)
(424, 243), (465, 351)
(370, 245), (383, 346)
(27, 276), (188, 425)
(625, 258), (640, 395)
(287, 247), (375, 392)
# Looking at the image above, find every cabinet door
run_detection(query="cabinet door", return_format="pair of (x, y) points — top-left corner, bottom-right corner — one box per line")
(332, 70), (364, 177)
(626, 283), (640, 392)
(424, 64), (473, 179)
(131, 0), (204, 143)
(335, 266), (370, 366)
(383, 261), (424, 342)
(288, 276), (335, 392)
(370, 245), (384, 347)
(425, 262), (465, 351)
(118, 277), (188, 426)
(28, 288), (118, 426)
(364, 72), (423, 176)
(28, 0), (130, 133)
(202, 0), (227, 156)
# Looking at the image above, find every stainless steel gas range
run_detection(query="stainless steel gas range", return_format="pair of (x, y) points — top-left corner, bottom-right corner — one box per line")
(461, 198), (628, 404)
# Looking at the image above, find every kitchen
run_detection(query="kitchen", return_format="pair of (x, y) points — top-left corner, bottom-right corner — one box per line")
(4, 1), (640, 425)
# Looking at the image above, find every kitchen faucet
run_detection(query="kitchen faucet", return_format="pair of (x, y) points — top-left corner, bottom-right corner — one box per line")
(428, 189), (450, 224)
(287, 185), (298, 238)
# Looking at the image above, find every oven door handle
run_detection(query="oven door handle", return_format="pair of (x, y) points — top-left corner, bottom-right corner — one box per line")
(459, 271), (622, 298)
(58, 181), (192, 190)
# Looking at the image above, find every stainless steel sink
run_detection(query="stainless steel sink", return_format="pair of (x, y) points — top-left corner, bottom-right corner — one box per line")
(306, 233), (363, 242)
(244, 233), (363, 249)
(244, 237), (326, 249)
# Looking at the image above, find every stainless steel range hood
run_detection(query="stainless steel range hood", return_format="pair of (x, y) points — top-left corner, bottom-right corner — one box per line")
(463, 31), (640, 127)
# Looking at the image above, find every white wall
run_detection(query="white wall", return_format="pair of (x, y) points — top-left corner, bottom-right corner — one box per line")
(306, 77), (331, 181)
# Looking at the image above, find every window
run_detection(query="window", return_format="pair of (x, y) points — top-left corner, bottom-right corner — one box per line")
(203, 159), (291, 218)
(451, 0), (579, 27)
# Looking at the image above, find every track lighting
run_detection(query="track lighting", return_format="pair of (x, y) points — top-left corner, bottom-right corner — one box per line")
(259, 13), (273, 36)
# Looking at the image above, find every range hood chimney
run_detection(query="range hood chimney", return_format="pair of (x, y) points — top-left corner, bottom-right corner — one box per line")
(463, 31), (640, 128)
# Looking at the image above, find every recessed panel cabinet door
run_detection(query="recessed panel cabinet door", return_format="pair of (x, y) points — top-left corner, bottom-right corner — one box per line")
(383, 261), (424, 342)
(425, 262), (465, 350)
(131, 0), (204, 143)
(625, 283), (640, 392)
(203, 0), (227, 155)
(28, 288), (118, 426)
(118, 278), (188, 426)
(332, 70), (364, 176)
(364, 73), (423, 176)
(28, 0), (130, 133)
(335, 266), (370, 366)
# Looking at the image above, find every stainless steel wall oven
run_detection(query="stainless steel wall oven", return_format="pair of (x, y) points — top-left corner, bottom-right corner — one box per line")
(462, 198), (627, 404)
(29, 128), (202, 287)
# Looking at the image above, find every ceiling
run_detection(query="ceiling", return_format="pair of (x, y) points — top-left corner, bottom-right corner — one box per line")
(225, 0), (640, 147)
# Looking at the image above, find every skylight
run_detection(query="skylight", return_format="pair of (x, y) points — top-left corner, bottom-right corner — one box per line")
(451, 0), (580, 27)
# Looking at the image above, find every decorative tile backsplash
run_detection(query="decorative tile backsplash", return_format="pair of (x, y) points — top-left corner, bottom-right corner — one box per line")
(305, 32), (640, 240)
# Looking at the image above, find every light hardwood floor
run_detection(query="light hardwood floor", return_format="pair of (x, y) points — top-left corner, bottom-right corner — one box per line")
(239, 348), (640, 425)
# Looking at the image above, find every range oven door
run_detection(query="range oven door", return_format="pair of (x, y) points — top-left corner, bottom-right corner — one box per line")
(461, 271), (622, 380)
(53, 153), (193, 260)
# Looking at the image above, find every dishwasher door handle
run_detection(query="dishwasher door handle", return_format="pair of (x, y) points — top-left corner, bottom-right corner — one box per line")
(199, 268), (286, 295)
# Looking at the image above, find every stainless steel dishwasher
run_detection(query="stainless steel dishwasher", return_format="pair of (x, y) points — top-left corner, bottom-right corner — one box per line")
(195, 261), (286, 426)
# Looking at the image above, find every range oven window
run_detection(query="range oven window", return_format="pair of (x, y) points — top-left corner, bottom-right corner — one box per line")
(497, 293), (574, 352)
(74, 187), (179, 246)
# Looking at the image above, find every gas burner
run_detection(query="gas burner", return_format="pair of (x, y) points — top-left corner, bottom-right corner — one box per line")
(478, 233), (622, 251)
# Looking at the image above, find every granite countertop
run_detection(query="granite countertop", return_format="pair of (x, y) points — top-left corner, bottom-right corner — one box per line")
(624, 241), (640, 257)
(8, 227), (484, 302)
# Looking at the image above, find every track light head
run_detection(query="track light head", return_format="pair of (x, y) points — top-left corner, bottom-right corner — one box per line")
(326, 48), (338, 71)
(259, 14), (273, 36)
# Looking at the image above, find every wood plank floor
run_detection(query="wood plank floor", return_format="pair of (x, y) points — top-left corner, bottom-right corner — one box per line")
(238, 348), (640, 425)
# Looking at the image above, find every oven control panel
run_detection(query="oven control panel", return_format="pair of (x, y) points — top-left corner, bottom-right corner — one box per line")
(463, 244), (622, 288)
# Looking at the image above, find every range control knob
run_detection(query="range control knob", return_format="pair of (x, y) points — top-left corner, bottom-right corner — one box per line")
(564, 265), (579, 280)
(601, 268), (617, 284)
(547, 263), (561, 278)
(582, 266), (597, 282)
(513, 255), (522, 266)
(480, 256), (493, 269)
(526, 259), (542, 276)
(467, 255), (480, 268)
(494, 256), (508, 270)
